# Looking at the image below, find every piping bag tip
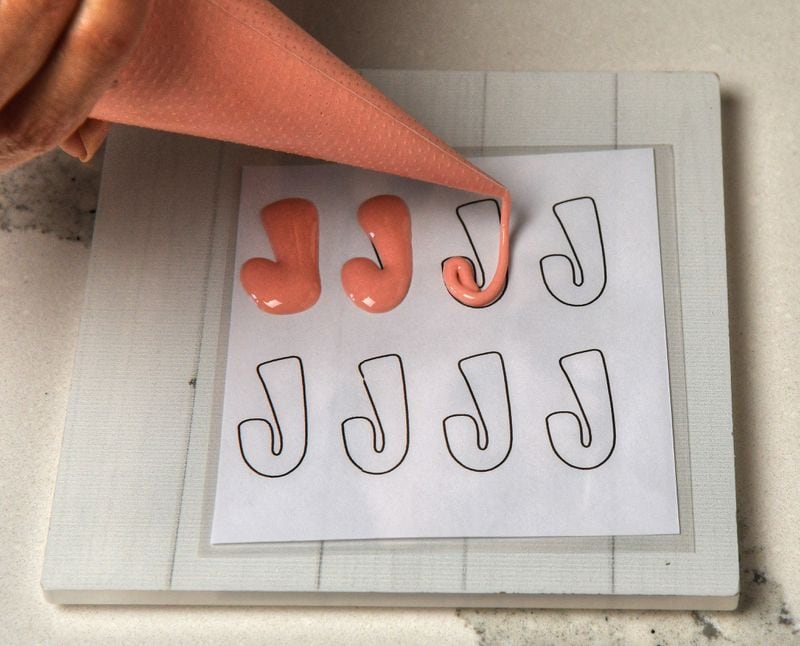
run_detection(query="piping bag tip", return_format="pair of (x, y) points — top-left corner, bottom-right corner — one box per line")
(82, 0), (511, 305)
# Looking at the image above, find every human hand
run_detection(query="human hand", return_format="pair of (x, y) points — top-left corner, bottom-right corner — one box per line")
(0, 0), (153, 172)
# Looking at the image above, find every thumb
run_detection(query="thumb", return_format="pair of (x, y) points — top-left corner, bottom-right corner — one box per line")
(60, 118), (110, 161)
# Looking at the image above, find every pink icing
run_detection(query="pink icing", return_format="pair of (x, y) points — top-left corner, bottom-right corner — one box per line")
(240, 198), (321, 315)
(341, 195), (413, 313)
(442, 189), (510, 307)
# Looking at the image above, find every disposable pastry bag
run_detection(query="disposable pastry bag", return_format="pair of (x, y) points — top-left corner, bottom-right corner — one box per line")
(69, 0), (505, 202)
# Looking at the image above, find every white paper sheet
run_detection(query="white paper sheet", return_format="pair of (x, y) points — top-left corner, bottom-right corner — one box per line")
(211, 149), (679, 544)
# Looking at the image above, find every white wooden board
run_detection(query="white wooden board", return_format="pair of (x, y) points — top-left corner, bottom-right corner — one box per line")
(42, 71), (737, 609)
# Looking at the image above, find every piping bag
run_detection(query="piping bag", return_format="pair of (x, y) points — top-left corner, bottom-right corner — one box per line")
(63, 0), (510, 307)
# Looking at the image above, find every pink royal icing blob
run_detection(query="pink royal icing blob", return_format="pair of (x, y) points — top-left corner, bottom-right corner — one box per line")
(341, 195), (413, 313)
(442, 188), (511, 308)
(240, 198), (321, 315)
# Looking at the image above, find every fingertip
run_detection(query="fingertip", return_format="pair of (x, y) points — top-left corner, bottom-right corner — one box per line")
(60, 118), (109, 161)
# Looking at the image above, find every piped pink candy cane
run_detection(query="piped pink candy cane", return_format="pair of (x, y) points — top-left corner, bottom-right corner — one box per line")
(341, 195), (413, 313)
(442, 188), (510, 307)
(240, 198), (321, 315)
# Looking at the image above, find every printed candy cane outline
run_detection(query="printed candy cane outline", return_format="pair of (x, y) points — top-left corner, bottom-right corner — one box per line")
(341, 353), (410, 475)
(237, 355), (308, 478)
(546, 348), (616, 470)
(443, 351), (513, 472)
(540, 196), (607, 307)
(441, 199), (509, 308)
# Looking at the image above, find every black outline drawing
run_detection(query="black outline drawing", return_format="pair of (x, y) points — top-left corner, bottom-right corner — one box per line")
(545, 348), (616, 470)
(237, 355), (308, 478)
(441, 198), (509, 309)
(341, 354), (410, 475)
(443, 351), (513, 472)
(539, 196), (607, 307)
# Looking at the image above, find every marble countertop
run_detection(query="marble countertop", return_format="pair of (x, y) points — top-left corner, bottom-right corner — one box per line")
(1, 1), (798, 643)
